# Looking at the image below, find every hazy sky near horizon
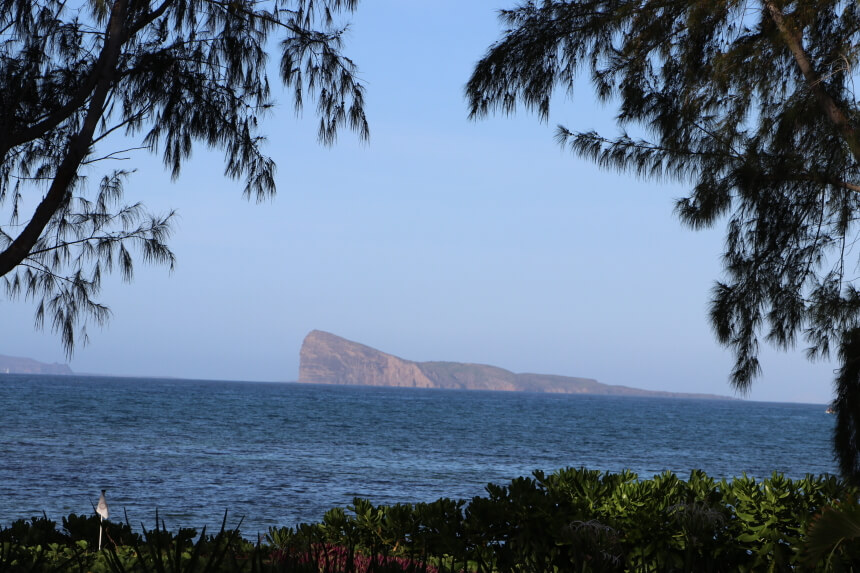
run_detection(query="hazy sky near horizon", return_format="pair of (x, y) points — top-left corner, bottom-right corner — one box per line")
(1, 1), (839, 403)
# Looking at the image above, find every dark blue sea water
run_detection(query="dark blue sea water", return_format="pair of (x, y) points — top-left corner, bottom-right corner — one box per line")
(0, 374), (837, 536)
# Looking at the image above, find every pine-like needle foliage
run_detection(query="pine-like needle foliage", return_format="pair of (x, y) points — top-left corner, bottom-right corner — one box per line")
(0, 0), (368, 354)
(467, 0), (860, 480)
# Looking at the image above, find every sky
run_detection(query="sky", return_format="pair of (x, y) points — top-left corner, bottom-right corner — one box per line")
(1, 1), (840, 404)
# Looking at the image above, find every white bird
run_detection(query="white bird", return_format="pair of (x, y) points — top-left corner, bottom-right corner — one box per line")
(96, 489), (109, 551)
(97, 489), (109, 520)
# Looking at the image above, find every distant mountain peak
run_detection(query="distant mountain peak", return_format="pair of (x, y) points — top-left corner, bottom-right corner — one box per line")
(298, 330), (732, 399)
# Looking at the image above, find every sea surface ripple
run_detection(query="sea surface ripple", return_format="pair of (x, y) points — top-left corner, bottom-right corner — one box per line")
(0, 374), (837, 535)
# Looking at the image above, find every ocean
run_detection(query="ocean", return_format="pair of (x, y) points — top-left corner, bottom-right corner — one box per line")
(0, 374), (837, 536)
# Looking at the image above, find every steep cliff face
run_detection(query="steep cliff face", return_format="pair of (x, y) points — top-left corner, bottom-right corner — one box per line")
(297, 330), (733, 398)
(0, 355), (73, 375)
(299, 330), (435, 388)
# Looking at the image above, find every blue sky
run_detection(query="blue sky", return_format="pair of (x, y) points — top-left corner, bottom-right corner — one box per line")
(1, 1), (838, 403)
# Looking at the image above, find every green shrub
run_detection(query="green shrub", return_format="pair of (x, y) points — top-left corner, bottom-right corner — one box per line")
(3, 469), (859, 572)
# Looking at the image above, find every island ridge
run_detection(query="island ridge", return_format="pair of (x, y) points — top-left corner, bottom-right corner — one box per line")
(298, 330), (732, 399)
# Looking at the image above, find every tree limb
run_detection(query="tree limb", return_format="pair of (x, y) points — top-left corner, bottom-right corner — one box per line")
(765, 1), (860, 163)
(0, 0), (130, 277)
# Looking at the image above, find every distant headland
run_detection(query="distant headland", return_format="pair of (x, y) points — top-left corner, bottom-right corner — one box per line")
(0, 354), (72, 375)
(298, 330), (733, 399)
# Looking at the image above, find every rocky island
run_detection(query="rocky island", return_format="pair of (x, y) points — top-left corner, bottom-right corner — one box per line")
(0, 354), (72, 375)
(298, 330), (732, 399)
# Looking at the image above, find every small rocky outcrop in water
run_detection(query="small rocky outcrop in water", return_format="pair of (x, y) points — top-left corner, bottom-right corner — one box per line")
(0, 354), (73, 375)
(298, 330), (732, 398)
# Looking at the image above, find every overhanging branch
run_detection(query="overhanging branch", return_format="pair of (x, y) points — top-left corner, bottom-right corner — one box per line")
(766, 1), (860, 163)
(0, 0), (131, 278)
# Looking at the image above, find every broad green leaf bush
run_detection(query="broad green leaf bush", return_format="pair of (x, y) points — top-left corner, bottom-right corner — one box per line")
(3, 468), (860, 571)
(803, 495), (860, 570)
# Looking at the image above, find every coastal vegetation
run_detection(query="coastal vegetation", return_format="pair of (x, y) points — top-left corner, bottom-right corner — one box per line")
(0, 0), (367, 352)
(467, 0), (860, 482)
(4, 468), (860, 571)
